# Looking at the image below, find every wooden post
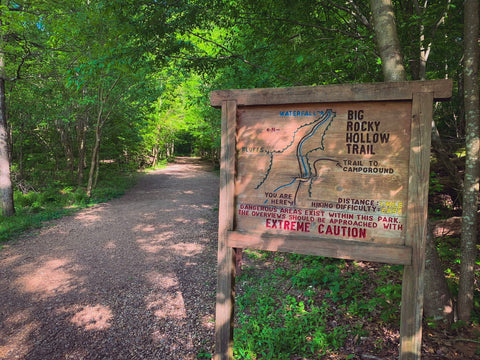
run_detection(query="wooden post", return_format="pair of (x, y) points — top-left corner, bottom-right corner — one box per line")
(399, 92), (433, 360)
(215, 100), (237, 360)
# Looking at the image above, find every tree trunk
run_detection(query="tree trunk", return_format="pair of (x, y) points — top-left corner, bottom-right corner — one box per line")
(0, 50), (15, 217)
(77, 111), (87, 187)
(369, 0), (406, 82)
(423, 223), (454, 323)
(85, 77), (120, 197)
(431, 120), (463, 206)
(93, 145), (100, 190)
(152, 143), (158, 167)
(57, 120), (75, 179)
(370, 0), (453, 328)
(458, 0), (480, 322)
(87, 89), (104, 198)
(86, 117), (101, 198)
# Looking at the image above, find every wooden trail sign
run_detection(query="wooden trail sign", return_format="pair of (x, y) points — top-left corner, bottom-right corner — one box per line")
(211, 79), (452, 360)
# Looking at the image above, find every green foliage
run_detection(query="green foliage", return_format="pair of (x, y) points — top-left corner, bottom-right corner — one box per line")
(3, 0), (468, 201)
(0, 166), (137, 242)
(244, 249), (270, 261)
(235, 278), (345, 358)
(196, 351), (212, 359)
(234, 255), (403, 358)
(429, 171), (445, 194)
(435, 237), (480, 323)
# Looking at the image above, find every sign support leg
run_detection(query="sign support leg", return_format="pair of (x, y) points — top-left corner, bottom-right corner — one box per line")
(215, 100), (237, 360)
(215, 245), (235, 360)
(399, 92), (433, 360)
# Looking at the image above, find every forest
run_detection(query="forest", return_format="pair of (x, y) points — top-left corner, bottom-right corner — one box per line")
(0, 0), (478, 358)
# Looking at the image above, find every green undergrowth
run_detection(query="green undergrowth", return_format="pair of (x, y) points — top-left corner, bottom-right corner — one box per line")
(0, 166), (138, 243)
(144, 158), (169, 172)
(233, 251), (403, 359)
(234, 246), (480, 359)
(435, 236), (480, 323)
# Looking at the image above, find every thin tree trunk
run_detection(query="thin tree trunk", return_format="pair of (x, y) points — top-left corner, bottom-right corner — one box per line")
(93, 143), (100, 190)
(424, 223), (454, 323)
(369, 0), (405, 82)
(431, 120), (463, 199)
(86, 115), (101, 198)
(18, 121), (23, 180)
(77, 111), (87, 187)
(458, 0), (480, 322)
(57, 120), (75, 179)
(0, 48), (15, 217)
(152, 144), (158, 167)
(86, 77), (120, 197)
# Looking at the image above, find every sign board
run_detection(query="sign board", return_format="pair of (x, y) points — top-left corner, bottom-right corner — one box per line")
(211, 80), (452, 360)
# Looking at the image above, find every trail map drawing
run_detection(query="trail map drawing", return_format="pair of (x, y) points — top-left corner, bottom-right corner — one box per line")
(234, 101), (411, 245)
(257, 109), (339, 205)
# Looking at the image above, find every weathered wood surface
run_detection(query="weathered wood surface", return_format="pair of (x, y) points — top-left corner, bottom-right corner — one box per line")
(212, 80), (453, 360)
(399, 92), (433, 360)
(211, 79), (452, 107)
(215, 100), (237, 360)
(234, 101), (410, 247)
(227, 231), (412, 265)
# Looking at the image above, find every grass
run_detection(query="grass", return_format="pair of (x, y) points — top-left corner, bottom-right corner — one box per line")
(233, 253), (399, 359)
(233, 249), (480, 359)
(144, 158), (169, 172)
(0, 165), (139, 243)
(435, 235), (480, 322)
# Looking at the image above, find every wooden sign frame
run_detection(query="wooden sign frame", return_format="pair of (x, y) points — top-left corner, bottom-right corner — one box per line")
(210, 79), (452, 360)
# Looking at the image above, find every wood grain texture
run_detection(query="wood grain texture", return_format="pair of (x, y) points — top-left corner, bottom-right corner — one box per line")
(399, 92), (433, 360)
(215, 100), (237, 360)
(212, 80), (453, 360)
(227, 231), (412, 265)
(234, 101), (410, 246)
(211, 79), (452, 107)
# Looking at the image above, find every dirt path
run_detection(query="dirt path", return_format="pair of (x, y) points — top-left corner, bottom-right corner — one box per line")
(0, 158), (219, 360)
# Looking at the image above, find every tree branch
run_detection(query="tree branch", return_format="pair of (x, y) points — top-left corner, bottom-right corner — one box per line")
(238, 12), (369, 40)
(186, 30), (302, 85)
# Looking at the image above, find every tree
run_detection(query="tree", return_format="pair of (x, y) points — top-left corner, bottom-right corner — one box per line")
(458, 0), (479, 322)
(0, 43), (14, 216)
(369, 1), (458, 357)
(370, 0), (458, 327)
(0, 0), (89, 212)
(370, 0), (406, 81)
(0, 0), (43, 216)
(86, 75), (121, 197)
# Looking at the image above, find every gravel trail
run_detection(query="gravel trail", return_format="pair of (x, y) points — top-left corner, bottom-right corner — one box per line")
(0, 158), (219, 360)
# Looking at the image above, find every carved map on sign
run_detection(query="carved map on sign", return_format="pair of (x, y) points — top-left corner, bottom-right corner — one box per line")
(235, 102), (411, 246)
(255, 109), (337, 204)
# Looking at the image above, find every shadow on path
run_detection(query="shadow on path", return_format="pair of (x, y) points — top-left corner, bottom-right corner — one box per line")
(0, 158), (219, 360)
